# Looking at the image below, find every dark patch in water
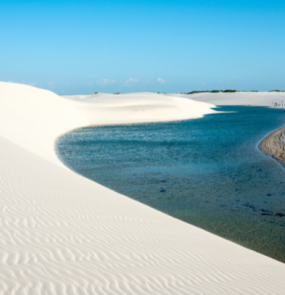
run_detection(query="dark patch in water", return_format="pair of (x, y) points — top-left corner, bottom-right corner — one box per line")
(261, 213), (273, 216)
(260, 209), (272, 213)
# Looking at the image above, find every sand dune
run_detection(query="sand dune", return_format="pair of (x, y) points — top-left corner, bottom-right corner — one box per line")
(0, 82), (88, 165)
(176, 91), (285, 106)
(64, 92), (217, 125)
(0, 82), (285, 294)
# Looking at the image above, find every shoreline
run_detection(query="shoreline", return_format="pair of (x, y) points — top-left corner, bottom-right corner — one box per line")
(259, 125), (285, 167)
(57, 108), (285, 263)
(1, 82), (285, 294)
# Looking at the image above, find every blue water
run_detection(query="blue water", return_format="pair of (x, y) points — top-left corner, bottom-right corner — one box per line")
(56, 106), (285, 262)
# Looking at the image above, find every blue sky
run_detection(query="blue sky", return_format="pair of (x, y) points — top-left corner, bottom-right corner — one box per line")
(1, 0), (284, 94)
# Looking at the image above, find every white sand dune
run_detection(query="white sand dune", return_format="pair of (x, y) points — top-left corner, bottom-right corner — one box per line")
(64, 92), (217, 126)
(176, 91), (285, 106)
(0, 82), (285, 294)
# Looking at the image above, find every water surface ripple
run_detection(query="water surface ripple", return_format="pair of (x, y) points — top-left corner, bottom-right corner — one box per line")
(56, 106), (285, 262)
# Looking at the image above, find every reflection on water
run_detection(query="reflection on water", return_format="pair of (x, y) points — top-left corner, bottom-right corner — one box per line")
(56, 106), (285, 262)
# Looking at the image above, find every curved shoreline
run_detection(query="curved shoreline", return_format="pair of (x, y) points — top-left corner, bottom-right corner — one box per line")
(1, 82), (285, 294)
(259, 125), (285, 167)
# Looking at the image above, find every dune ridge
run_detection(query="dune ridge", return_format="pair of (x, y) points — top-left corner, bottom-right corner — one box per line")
(0, 82), (285, 294)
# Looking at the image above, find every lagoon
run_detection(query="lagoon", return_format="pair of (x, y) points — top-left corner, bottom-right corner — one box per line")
(56, 106), (285, 262)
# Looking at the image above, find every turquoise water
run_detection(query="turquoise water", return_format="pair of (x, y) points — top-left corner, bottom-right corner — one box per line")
(56, 106), (285, 262)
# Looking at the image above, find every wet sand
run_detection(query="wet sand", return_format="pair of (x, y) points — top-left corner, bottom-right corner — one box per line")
(259, 126), (285, 167)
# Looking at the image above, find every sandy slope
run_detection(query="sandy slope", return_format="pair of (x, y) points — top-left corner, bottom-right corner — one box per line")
(259, 126), (285, 167)
(0, 82), (285, 294)
(0, 82), (88, 165)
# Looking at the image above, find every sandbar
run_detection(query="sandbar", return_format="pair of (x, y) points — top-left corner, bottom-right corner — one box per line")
(259, 126), (285, 167)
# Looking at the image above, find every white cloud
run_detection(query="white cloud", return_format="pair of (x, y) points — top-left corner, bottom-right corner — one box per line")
(157, 78), (165, 84)
(96, 79), (116, 86)
(48, 82), (55, 88)
(125, 78), (139, 84)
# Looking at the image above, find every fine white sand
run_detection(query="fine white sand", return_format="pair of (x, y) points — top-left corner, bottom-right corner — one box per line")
(176, 91), (285, 106)
(64, 92), (217, 125)
(0, 82), (285, 294)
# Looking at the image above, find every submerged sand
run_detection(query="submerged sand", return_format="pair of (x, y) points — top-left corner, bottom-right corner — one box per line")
(0, 82), (285, 294)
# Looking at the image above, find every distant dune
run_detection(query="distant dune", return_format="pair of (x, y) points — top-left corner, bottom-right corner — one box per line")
(0, 82), (285, 294)
(176, 91), (285, 106)
(63, 92), (217, 125)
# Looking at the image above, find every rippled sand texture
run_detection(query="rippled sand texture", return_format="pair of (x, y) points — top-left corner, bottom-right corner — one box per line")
(0, 82), (285, 294)
(1, 136), (285, 294)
